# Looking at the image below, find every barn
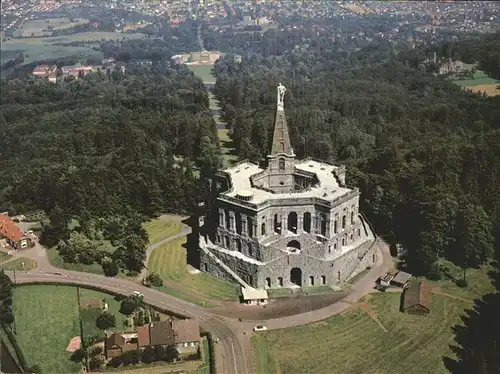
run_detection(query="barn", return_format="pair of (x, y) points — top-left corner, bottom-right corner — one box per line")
(401, 280), (432, 315)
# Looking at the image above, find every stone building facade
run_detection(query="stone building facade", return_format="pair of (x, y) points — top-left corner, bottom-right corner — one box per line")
(199, 84), (376, 290)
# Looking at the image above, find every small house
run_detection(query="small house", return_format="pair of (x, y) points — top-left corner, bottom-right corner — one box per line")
(402, 280), (432, 315)
(105, 333), (138, 358)
(172, 319), (201, 349)
(0, 215), (32, 249)
(380, 272), (395, 287)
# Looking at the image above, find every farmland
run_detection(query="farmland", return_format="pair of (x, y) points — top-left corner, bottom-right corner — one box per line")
(13, 17), (89, 38)
(12, 286), (124, 374)
(1, 31), (149, 64)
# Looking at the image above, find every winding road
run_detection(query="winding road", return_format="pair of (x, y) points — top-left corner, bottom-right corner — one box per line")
(5, 227), (393, 374)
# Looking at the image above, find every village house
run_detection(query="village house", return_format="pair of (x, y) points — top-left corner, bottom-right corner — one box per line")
(0, 213), (32, 250)
(105, 319), (201, 360)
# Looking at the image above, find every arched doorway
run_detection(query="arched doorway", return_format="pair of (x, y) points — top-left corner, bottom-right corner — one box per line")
(290, 268), (302, 286)
(274, 214), (281, 234)
(287, 240), (301, 250)
(288, 212), (298, 234)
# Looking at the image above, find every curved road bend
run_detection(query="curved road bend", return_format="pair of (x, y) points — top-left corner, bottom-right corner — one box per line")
(10, 239), (393, 374)
(11, 270), (249, 374)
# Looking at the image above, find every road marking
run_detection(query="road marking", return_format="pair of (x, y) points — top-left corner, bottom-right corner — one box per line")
(230, 338), (237, 374)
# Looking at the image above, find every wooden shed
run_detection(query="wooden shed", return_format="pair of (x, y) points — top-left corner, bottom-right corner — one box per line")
(402, 280), (432, 315)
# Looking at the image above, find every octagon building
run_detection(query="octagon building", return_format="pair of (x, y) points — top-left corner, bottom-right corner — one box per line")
(199, 84), (376, 291)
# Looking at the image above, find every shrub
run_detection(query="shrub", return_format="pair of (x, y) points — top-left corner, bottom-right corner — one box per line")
(456, 278), (468, 288)
(145, 273), (164, 287)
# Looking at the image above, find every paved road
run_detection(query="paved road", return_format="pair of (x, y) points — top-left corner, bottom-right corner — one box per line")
(9, 238), (393, 374)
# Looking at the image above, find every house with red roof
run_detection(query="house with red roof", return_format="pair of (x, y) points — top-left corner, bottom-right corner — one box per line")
(0, 214), (32, 250)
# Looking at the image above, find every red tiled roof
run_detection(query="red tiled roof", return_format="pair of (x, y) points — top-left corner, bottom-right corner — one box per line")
(0, 215), (24, 243)
(137, 325), (150, 347)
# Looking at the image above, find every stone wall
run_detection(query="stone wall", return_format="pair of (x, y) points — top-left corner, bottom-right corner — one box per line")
(258, 237), (376, 288)
(200, 246), (259, 287)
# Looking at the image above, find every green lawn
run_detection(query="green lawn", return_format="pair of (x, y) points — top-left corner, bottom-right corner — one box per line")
(148, 237), (239, 303)
(0, 252), (13, 262)
(415, 262), (496, 300)
(188, 64), (216, 84)
(452, 70), (499, 87)
(142, 218), (183, 245)
(218, 129), (238, 168)
(12, 286), (125, 374)
(1, 258), (37, 271)
(253, 292), (469, 374)
(48, 247), (104, 274)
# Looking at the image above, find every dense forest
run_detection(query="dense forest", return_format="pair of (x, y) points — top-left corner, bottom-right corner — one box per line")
(0, 63), (220, 273)
(213, 34), (500, 279)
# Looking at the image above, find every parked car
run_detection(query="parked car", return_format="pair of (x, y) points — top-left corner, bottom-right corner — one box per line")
(253, 325), (268, 332)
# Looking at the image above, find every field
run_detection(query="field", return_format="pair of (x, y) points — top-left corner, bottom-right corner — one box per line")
(13, 18), (89, 38)
(142, 218), (183, 245)
(12, 285), (125, 374)
(187, 64), (216, 84)
(1, 31), (148, 64)
(253, 265), (495, 374)
(1, 257), (37, 271)
(253, 293), (468, 374)
(452, 70), (500, 96)
(148, 237), (239, 303)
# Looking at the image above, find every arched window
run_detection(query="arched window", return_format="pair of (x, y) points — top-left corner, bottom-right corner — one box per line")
(328, 245), (331, 253)
(351, 211), (354, 225)
(278, 277), (283, 287)
(338, 271), (341, 281)
(288, 212), (298, 234)
(309, 276), (314, 286)
(320, 214), (327, 236)
(280, 142), (285, 153)
(266, 277), (271, 288)
(334, 220), (338, 234)
(279, 158), (285, 171)
(248, 245), (253, 257)
(321, 275), (326, 285)
(261, 222), (266, 236)
(274, 214), (281, 234)
(342, 215), (346, 229)
(303, 212), (311, 233)
(236, 239), (242, 252)
(204, 263), (208, 272)
(225, 236), (230, 248)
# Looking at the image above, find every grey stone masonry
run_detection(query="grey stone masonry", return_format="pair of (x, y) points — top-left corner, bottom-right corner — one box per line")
(199, 84), (377, 291)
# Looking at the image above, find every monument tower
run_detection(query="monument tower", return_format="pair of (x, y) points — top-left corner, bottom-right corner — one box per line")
(199, 84), (377, 294)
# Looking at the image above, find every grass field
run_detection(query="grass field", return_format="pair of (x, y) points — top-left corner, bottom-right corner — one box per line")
(218, 129), (239, 168)
(187, 64), (216, 84)
(253, 292), (468, 374)
(464, 84), (500, 97)
(452, 69), (499, 96)
(12, 285), (125, 374)
(142, 218), (183, 245)
(14, 18), (89, 38)
(1, 257), (37, 271)
(1, 31), (148, 64)
(148, 237), (239, 302)
(253, 265), (495, 374)
(0, 252), (13, 262)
